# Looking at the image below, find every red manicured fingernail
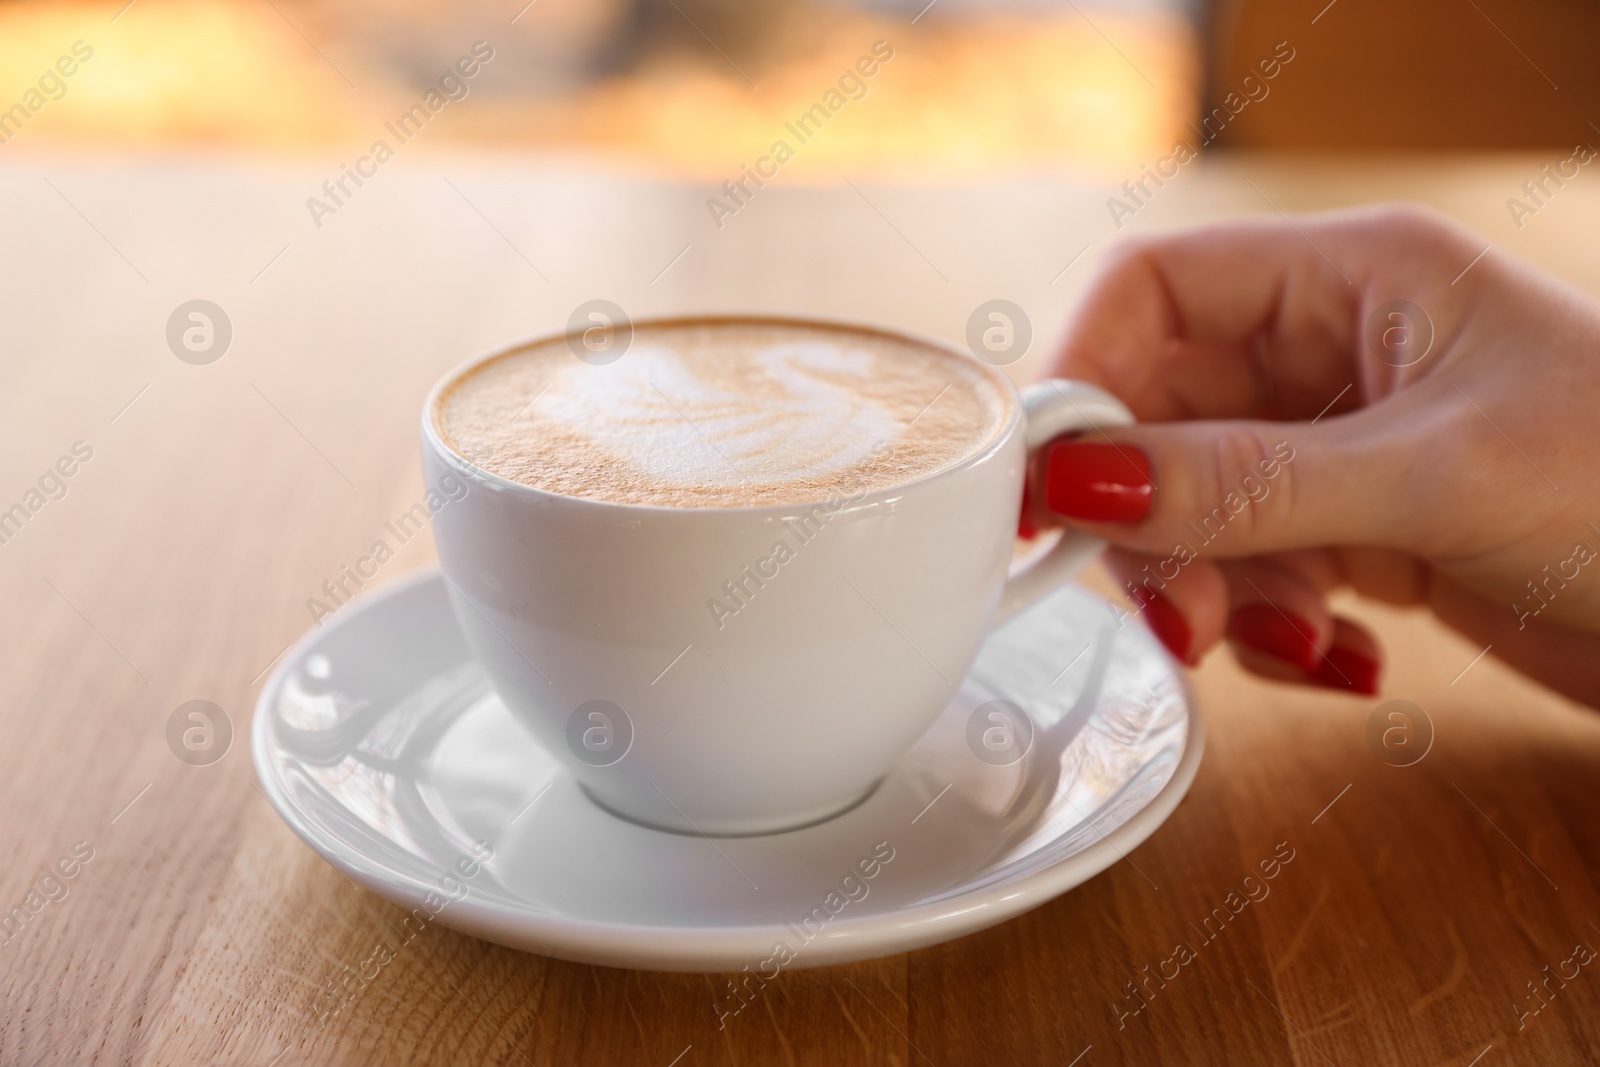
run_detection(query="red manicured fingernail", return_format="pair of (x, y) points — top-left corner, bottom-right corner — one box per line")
(1230, 604), (1320, 673)
(1311, 645), (1380, 695)
(1018, 479), (1039, 540)
(1044, 441), (1153, 523)
(1135, 589), (1194, 665)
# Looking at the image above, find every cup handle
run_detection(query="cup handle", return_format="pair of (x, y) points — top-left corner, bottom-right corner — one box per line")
(994, 380), (1137, 624)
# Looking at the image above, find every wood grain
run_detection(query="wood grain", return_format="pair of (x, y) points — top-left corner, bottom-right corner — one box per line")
(1, 156), (1598, 1065)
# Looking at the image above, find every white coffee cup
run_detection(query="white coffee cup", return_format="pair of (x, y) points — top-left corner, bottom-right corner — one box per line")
(421, 317), (1134, 836)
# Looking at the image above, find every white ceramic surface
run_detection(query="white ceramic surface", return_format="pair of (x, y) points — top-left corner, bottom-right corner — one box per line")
(421, 318), (1135, 835)
(253, 568), (1202, 973)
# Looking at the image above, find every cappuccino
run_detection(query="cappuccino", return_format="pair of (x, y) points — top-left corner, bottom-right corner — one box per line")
(436, 319), (1012, 507)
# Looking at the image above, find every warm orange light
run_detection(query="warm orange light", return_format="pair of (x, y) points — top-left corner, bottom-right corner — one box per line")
(0, 0), (1196, 176)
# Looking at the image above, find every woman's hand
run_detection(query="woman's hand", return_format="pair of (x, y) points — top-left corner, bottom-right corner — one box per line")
(1029, 204), (1600, 708)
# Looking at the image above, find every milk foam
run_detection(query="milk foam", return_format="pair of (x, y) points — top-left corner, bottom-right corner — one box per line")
(437, 321), (1011, 507)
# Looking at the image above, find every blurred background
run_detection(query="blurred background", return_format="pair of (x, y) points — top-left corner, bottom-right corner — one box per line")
(6, 6), (1600, 1062)
(1, 0), (1596, 172)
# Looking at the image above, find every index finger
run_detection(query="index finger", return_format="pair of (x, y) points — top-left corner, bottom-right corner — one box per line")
(1051, 205), (1473, 422)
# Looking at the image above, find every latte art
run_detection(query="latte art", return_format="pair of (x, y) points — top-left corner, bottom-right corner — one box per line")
(436, 320), (1012, 507)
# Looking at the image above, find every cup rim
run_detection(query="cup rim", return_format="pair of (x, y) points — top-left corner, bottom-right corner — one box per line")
(420, 313), (1025, 515)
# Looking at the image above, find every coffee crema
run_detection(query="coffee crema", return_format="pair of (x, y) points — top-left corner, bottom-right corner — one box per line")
(435, 319), (1013, 507)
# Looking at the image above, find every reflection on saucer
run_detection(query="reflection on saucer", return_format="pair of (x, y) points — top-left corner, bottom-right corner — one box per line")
(255, 568), (1200, 972)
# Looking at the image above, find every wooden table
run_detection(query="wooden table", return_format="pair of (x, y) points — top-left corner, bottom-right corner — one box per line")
(3, 153), (1598, 1065)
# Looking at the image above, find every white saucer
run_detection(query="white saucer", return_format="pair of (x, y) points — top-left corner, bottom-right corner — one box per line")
(253, 568), (1202, 972)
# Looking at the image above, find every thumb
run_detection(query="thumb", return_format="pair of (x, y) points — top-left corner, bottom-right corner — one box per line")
(1033, 417), (1411, 560)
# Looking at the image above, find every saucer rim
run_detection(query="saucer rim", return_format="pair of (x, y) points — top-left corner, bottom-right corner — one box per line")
(253, 566), (1204, 971)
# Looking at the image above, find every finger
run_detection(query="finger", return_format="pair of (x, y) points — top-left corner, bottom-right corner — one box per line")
(1102, 544), (1387, 694)
(1429, 574), (1600, 708)
(1050, 205), (1481, 422)
(1230, 615), (1383, 696)
(1035, 412), (1423, 559)
(1255, 548), (1345, 593)
(1102, 547), (1228, 666)
(1333, 546), (1432, 606)
(1216, 557), (1383, 693)
(1221, 545), (1430, 608)
(1310, 617), (1383, 695)
(1219, 558), (1336, 674)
